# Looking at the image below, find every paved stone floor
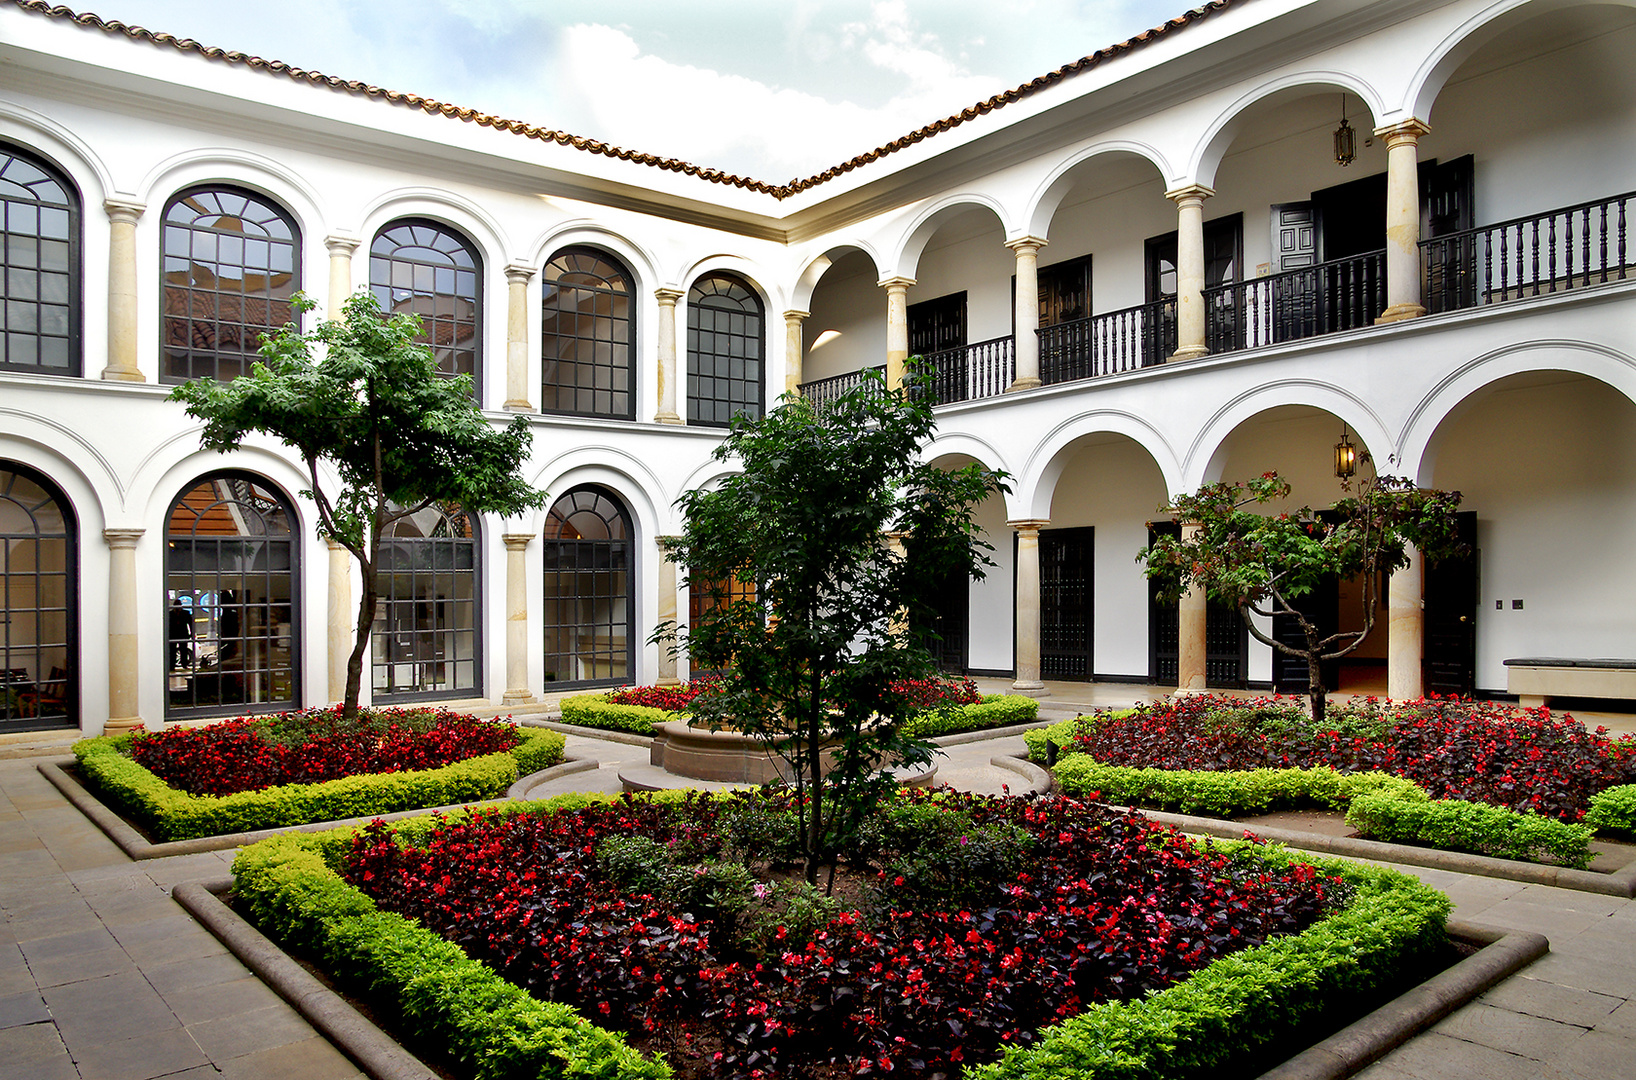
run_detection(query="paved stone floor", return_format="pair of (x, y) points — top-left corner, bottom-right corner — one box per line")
(5, 720), (1636, 1079)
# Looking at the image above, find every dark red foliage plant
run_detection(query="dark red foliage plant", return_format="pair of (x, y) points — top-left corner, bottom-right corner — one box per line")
(129, 706), (521, 796)
(342, 790), (1348, 1079)
(607, 676), (724, 712)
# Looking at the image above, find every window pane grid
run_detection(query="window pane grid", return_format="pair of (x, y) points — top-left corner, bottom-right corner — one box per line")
(0, 465), (76, 730)
(369, 220), (482, 391)
(370, 507), (481, 702)
(0, 146), (80, 376)
(687, 274), (762, 427)
(541, 488), (632, 688)
(541, 248), (634, 419)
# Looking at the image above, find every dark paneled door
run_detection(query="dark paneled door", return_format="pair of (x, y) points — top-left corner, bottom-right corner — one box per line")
(1147, 523), (1248, 687)
(926, 562), (969, 674)
(1040, 527), (1093, 681)
(1271, 577), (1341, 694)
(1423, 511), (1478, 696)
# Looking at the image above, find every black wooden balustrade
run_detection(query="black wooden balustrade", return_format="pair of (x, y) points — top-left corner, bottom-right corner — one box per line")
(1203, 249), (1386, 355)
(918, 336), (1014, 406)
(796, 366), (884, 411)
(1421, 190), (1634, 315)
(1039, 298), (1177, 384)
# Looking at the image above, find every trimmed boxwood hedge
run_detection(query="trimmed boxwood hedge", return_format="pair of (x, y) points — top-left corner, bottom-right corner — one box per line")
(1585, 784), (1636, 838)
(232, 791), (1449, 1080)
(557, 693), (674, 735)
(559, 692), (1039, 740)
(1346, 792), (1595, 868)
(73, 728), (565, 842)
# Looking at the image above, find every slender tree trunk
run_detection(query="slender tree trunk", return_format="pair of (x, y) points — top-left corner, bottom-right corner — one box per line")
(342, 560), (377, 722)
(805, 694), (823, 886)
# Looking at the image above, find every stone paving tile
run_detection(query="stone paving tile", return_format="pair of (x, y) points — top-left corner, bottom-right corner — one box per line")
(28, 945), (140, 988)
(1480, 975), (1626, 1028)
(0, 989), (51, 1030)
(1431, 1001), (1590, 1059)
(0, 1019), (80, 1080)
(42, 971), (180, 1044)
(215, 1035), (365, 1080)
(1594, 998), (1636, 1037)
(187, 1004), (318, 1061)
(141, 951), (252, 997)
(72, 1027), (209, 1080)
(1362, 1030), (1542, 1080)
(1518, 950), (1636, 1000)
(108, 914), (227, 966)
(160, 975), (284, 1026)
(18, 925), (119, 963)
(1529, 1029), (1636, 1080)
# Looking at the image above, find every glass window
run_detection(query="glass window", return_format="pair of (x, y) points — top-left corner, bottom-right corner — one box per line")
(162, 186), (301, 383)
(371, 505), (481, 702)
(541, 487), (632, 688)
(164, 474), (298, 718)
(687, 273), (763, 427)
(0, 463), (76, 731)
(369, 219), (482, 390)
(541, 247), (634, 419)
(0, 144), (80, 376)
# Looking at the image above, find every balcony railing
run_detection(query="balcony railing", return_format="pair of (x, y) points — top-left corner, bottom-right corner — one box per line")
(1421, 189), (1634, 315)
(1203, 249), (1386, 355)
(796, 365), (885, 411)
(1038, 298), (1176, 384)
(919, 335), (1014, 406)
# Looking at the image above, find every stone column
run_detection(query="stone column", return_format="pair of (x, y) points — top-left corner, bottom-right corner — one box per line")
(879, 276), (914, 390)
(1375, 119), (1432, 323)
(654, 288), (684, 424)
(105, 528), (144, 732)
(324, 233), (360, 321)
(1176, 521), (1208, 693)
(655, 536), (681, 685)
(1165, 185), (1214, 363)
(782, 309), (808, 398)
(326, 539), (352, 704)
(1006, 236), (1047, 391)
(1388, 546), (1425, 700)
(102, 197), (146, 382)
(502, 533), (535, 704)
(1009, 519), (1050, 696)
(503, 263), (537, 411)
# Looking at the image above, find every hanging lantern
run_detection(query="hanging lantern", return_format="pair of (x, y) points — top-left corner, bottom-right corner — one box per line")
(1334, 95), (1357, 167)
(1334, 423), (1358, 479)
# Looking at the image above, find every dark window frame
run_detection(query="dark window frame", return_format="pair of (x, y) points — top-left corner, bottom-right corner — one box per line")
(1144, 212), (1245, 302)
(369, 218), (483, 396)
(687, 272), (765, 428)
(540, 246), (636, 420)
(370, 506), (484, 703)
(541, 486), (637, 690)
(0, 141), (82, 377)
(0, 460), (78, 732)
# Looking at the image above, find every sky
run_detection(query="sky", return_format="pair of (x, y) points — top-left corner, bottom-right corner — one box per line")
(92, 0), (1189, 183)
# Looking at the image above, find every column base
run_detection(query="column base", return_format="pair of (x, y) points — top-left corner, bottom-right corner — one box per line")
(1167, 345), (1209, 363)
(656, 676), (681, 687)
(104, 716), (145, 733)
(1005, 377), (1042, 393)
(654, 412), (683, 425)
(1375, 304), (1426, 324)
(501, 689), (536, 705)
(502, 400), (534, 412)
(1172, 687), (1212, 698)
(1010, 680), (1049, 697)
(100, 368), (145, 383)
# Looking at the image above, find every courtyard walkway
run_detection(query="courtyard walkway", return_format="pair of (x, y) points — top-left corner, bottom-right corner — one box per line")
(4, 709), (1636, 1079)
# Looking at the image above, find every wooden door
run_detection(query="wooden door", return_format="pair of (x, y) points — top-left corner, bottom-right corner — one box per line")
(1271, 577), (1340, 693)
(1040, 527), (1093, 681)
(1423, 511), (1478, 696)
(1147, 523), (1248, 687)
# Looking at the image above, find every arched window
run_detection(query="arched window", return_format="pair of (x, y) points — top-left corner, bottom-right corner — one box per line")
(542, 487), (633, 687)
(687, 273), (764, 427)
(165, 473), (298, 719)
(0, 144), (80, 375)
(162, 185), (301, 383)
(541, 247), (634, 419)
(370, 219), (482, 389)
(0, 463), (76, 731)
(371, 505), (480, 702)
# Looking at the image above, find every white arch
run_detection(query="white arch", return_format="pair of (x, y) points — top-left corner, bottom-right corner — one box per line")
(356, 187), (512, 276)
(921, 432), (1012, 477)
(135, 147), (328, 243)
(1398, 339), (1636, 484)
(0, 100), (115, 203)
(0, 408), (124, 521)
(529, 220), (661, 295)
(1017, 411), (1184, 520)
(527, 446), (667, 539)
(1185, 380), (1394, 491)
(1188, 71), (1388, 189)
(673, 461), (741, 513)
(888, 193), (1014, 281)
(1407, 0), (1636, 120)
(142, 444), (316, 543)
(676, 254), (784, 309)
(790, 241), (883, 312)
(1022, 140), (1172, 240)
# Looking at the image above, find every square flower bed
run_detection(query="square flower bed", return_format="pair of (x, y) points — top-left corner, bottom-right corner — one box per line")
(232, 789), (1451, 1080)
(73, 706), (564, 842)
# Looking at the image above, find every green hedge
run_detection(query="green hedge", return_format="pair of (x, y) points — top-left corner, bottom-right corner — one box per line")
(73, 728), (565, 842)
(902, 695), (1039, 739)
(1023, 713), (1128, 763)
(1346, 792), (1594, 868)
(557, 693), (675, 735)
(1585, 784), (1636, 838)
(969, 847), (1450, 1080)
(1052, 758), (1427, 818)
(233, 822), (665, 1080)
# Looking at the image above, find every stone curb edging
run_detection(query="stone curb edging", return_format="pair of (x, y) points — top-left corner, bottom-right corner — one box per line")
(173, 880), (438, 1080)
(518, 717), (652, 747)
(173, 879), (1539, 1080)
(990, 752), (1053, 795)
(39, 759), (511, 861)
(1261, 921), (1549, 1080)
(1127, 804), (1636, 898)
(927, 717), (1060, 747)
(506, 756), (600, 800)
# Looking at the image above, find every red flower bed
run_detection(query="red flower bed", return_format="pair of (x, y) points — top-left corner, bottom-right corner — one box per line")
(343, 791), (1346, 1079)
(607, 676), (724, 712)
(1074, 695), (1636, 821)
(889, 675), (983, 710)
(130, 706), (522, 796)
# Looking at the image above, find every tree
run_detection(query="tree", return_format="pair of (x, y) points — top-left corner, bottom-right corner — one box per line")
(665, 369), (1007, 887)
(1140, 472), (1464, 723)
(170, 292), (548, 718)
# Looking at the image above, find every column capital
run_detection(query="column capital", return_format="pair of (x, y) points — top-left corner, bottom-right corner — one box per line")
(104, 527), (144, 548)
(326, 536), (349, 552)
(1006, 518), (1050, 533)
(781, 308), (810, 322)
(655, 287), (685, 305)
(877, 275), (916, 292)
(1004, 235), (1049, 255)
(1163, 184), (1215, 206)
(656, 534), (685, 556)
(103, 196), (146, 223)
(1373, 119), (1431, 146)
(324, 232), (361, 257)
(505, 262), (538, 285)
(502, 533), (535, 551)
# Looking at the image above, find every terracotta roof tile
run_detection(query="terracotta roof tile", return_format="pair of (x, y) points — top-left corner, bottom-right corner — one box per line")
(6, 0), (1243, 200)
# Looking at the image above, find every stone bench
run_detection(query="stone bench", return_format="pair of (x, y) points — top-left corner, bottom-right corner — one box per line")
(1503, 657), (1636, 709)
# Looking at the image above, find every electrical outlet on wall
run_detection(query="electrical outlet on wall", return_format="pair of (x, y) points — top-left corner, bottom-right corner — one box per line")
(1513, 599), (1524, 609)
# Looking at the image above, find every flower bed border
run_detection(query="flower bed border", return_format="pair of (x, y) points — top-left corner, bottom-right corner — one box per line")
(220, 792), (1482, 1080)
(558, 691), (1039, 739)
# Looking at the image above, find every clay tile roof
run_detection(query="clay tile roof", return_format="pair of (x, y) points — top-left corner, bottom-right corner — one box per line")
(7, 0), (1242, 200)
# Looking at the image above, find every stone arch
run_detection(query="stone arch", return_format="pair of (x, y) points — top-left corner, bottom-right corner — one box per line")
(531, 221), (660, 299)
(1019, 411), (1183, 520)
(888, 193), (1014, 281)
(0, 409), (121, 526)
(790, 241), (883, 312)
(527, 449), (665, 543)
(357, 187), (511, 283)
(1023, 141), (1173, 240)
(1188, 380), (1394, 492)
(0, 101), (113, 206)
(921, 432), (1012, 480)
(1189, 71), (1388, 190)
(136, 148), (327, 246)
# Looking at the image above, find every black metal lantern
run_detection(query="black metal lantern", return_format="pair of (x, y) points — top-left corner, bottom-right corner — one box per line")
(1335, 423), (1358, 479)
(1334, 96), (1357, 167)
